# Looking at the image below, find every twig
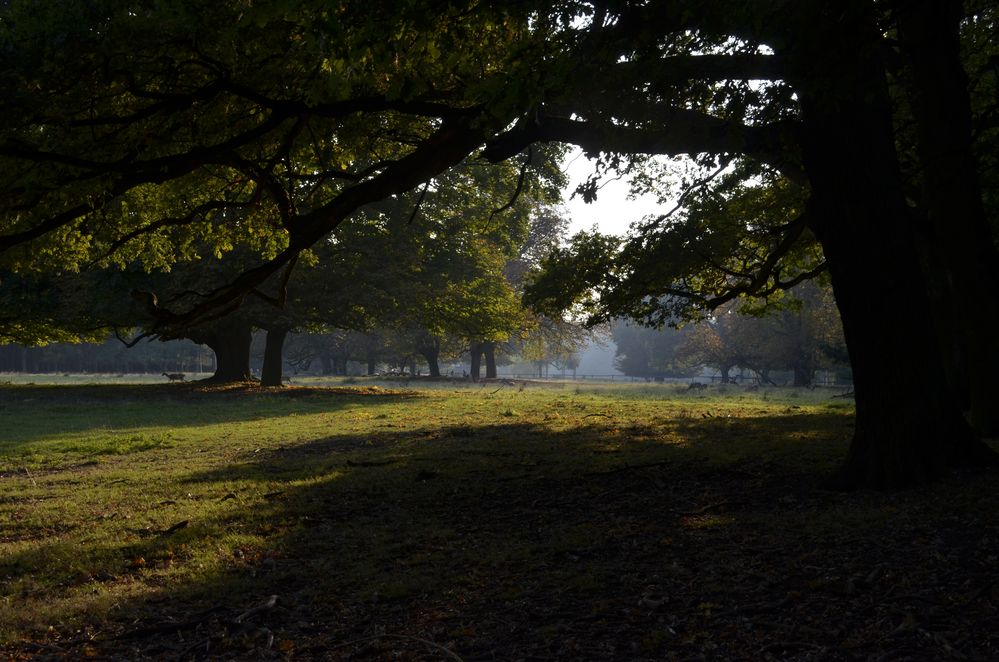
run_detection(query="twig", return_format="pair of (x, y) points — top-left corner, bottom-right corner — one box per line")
(159, 520), (189, 537)
(235, 594), (277, 624)
(22, 466), (37, 487)
(407, 180), (431, 224)
(490, 380), (519, 394)
(584, 413), (612, 418)
(327, 633), (465, 661)
(488, 146), (531, 222)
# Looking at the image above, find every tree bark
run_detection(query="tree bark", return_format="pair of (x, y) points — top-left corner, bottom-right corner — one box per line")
(794, 1), (997, 488)
(195, 319), (253, 382)
(483, 341), (497, 379)
(469, 341), (482, 382)
(261, 326), (289, 387)
(415, 333), (442, 377)
(421, 347), (441, 377)
(898, 0), (999, 436)
(792, 357), (814, 388)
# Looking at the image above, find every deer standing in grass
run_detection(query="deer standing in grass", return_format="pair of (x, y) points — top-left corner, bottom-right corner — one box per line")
(162, 372), (186, 382)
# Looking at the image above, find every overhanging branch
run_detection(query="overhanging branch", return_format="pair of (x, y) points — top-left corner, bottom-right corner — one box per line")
(135, 115), (489, 333)
(483, 111), (805, 184)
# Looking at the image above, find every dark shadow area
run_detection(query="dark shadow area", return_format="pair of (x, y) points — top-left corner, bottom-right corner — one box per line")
(4, 413), (997, 660)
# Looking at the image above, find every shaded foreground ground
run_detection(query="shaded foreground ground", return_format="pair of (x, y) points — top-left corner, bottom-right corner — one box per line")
(1, 380), (997, 660)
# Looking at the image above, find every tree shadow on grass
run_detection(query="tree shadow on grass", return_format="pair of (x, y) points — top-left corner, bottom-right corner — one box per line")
(0, 383), (416, 456)
(4, 413), (999, 660)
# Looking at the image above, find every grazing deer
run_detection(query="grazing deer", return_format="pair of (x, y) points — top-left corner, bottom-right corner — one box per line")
(687, 382), (707, 391)
(162, 372), (186, 382)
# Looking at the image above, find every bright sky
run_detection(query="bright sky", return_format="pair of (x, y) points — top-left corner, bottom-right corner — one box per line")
(561, 148), (666, 237)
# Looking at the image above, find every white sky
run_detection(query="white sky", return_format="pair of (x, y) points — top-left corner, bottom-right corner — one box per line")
(561, 148), (667, 236)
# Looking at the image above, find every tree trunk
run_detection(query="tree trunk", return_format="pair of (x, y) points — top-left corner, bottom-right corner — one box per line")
(320, 354), (334, 375)
(469, 342), (482, 382)
(898, 0), (999, 436)
(719, 364), (733, 384)
(483, 341), (497, 379)
(366, 353), (377, 376)
(794, 2), (997, 488)
(261, 327), (289, 387)
(199, 320), (253, 382)
(415, 333), (441, 377)
(792, 358), (814, 388)
(421, 347), (441, 377)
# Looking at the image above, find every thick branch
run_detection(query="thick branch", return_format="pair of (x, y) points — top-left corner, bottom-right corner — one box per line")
(0, 113), (289, 253)
(616, 54), (788, 84)
(139, 116), (488, 332)
(484, 112), (804, 183)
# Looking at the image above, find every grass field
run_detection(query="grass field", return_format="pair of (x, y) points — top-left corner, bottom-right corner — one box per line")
(0, 378), (996, 660)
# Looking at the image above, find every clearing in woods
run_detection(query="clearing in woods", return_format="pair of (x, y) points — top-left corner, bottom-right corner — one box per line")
(0, 378), (996, 659)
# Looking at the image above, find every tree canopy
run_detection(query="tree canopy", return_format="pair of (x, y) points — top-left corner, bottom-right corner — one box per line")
(3, 0), (998, 488)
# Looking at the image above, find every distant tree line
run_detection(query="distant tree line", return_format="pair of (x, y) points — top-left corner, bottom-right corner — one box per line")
(612, 282), (848, 386)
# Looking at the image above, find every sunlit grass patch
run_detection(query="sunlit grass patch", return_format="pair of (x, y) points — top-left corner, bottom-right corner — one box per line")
(50, 429), (176, 456)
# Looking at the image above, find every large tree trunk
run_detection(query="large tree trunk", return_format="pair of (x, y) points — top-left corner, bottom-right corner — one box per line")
(197, 319), (253, 382)
(421, 347), (441, 377)
(417, 334), (442, 377)
(483, 341), (497, 379)
(261, 327), (289, 387)
(792, 356), (814, 388)
(795, 2), (997, 488)
(898, 0), (999, 436)
(469, 341), (482, 382)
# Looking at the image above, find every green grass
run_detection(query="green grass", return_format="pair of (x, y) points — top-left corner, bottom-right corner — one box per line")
(1, 379), (996, 659)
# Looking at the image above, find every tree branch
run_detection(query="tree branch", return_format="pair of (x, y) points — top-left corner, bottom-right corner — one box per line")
(483, 112), (805, 183)
(489, 146), (531, 220)
(136, 115), (489, 333)
(616, 54), (789, 84)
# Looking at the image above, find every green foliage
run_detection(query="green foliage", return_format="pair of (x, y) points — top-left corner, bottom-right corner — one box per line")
(1, 0), (562, 341)
(527, 161), (823, 329)
(612, 322), (696, 378)
(524, 230), (623, 322)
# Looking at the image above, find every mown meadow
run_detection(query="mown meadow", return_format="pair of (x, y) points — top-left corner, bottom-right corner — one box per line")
(1, 379), (996, 660)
